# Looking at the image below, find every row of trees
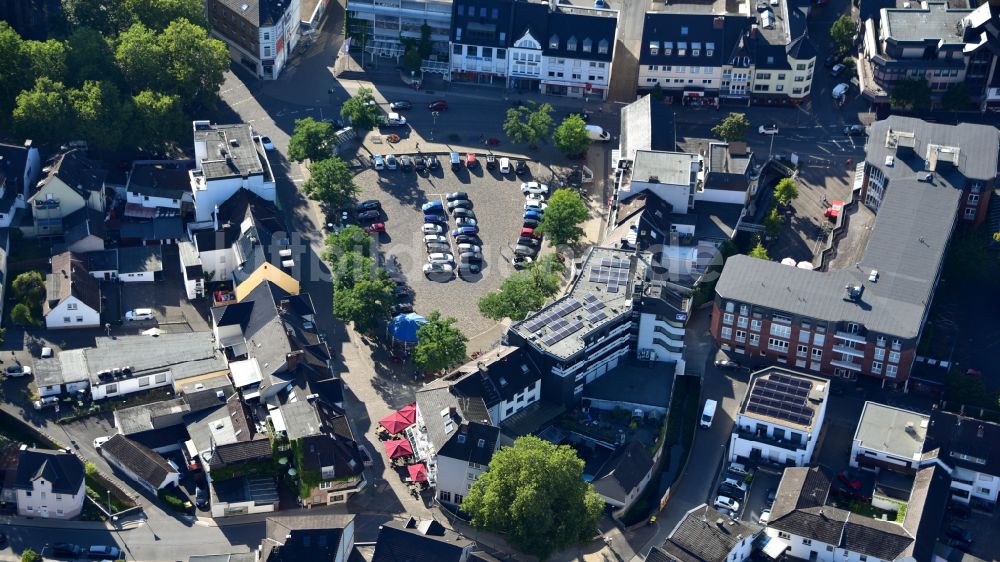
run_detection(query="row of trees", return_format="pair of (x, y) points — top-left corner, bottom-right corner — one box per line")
(0, 0), (228, 151)
(479, 254), (566, 321)
(503, 102), (593, 157)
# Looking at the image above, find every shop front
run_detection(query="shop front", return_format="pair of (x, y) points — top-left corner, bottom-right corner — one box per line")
(682, 90), (719, 107)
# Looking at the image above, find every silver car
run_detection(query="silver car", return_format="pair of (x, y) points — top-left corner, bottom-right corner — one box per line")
(457, 243), (481, 253)
(427, 252), (455, 264)
(424, 234), (447, 245)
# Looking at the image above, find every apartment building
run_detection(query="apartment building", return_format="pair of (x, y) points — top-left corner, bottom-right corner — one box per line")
(638, 0), (816, 106)
(729, 368), (829, 467)
(347, 0), (453, 58)
(207, 0), (301, 80)
(449, 0), (514, 83)
(859, 1), (1000, 107)
(189, 121), (276, 223)
(448, 345), (544, 424)
(711, 117), (999, 386)
(13, 447), (86, 520)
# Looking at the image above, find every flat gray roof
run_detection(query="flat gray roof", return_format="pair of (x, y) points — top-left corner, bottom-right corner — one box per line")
(854, 401), (929, 461)
(882, 3), (970, 44)
(85, 332), (226, 384)
(193, 123), (267, 181)
(632, 150), (700, 186)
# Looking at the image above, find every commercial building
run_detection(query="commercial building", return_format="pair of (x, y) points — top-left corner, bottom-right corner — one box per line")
(711, 117), (999, 386)
(189, 121), (276, 223)
(729, 368), (829, 467)
(13, 447), (86, 519)
(448, 345), (544, 424)
(207, 0), (301, 80)
(346, 0), (453, 58)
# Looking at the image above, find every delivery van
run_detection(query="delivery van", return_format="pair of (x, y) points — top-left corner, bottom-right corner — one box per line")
(701, 399), (718, 429)
(585, 125), (611, 142)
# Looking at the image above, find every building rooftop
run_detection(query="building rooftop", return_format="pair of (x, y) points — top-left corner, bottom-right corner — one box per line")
(882, 2), (970, 44)
(62, 207), (107, 247)
(739, 368), (829, 432)
(127, 160), (195, 200)
(582, 361), (673, 409)
(510, 247), (645, 361)
(114, 398), (190, 435)
(415, 385), (498, 466)
(260, 514), (354, 562)
(619, 95), (676, 161)
(36, 149), (106, 197)
(32, 352), (89, 389)
(100, 434), (177, 488)
(449, 345), (544, 408)
(632, 150), (701, 187)
(451, 0), (515, 48)
(118, 245), (163, 274)
(14, 447), (85, 495)
(44, 251), (101, 314)
(543, 8), (617, 63)
(854, 401), (930, 462)
(652, 504), (761, 562)
(193, 122), (269, 182)
(372, 517), (474, 562)
(591, 441), (655, 504)
(85, 332), (226, 386)
(924, 410), (1000, 476)
(639, 12), (753, 68)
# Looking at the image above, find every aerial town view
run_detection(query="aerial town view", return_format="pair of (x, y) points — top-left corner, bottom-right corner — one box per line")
(0, 0), (999, 560)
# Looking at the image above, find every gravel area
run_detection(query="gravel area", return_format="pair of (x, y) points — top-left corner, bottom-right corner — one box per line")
(353, 156), (553, 337)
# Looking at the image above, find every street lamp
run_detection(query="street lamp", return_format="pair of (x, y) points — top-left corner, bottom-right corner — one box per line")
(107, 490), (112, 514)
(431, 111), (439, 141)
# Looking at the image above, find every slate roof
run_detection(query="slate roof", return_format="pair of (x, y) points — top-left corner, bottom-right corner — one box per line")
(45, 251), (101, 313)
(372, 517), (474, 562)
(14, 448), (85, 495)
(84, 249), (118, 272)
(640, 13), (753, 68)
(261, 514), (354, 562)
(62, 207), (106, 246)
(193, 122), (267, 181)
(215, 0), (290, 29)
(510, 1), (548, 51)
(450, 345), (543, 407)
(127, 160), (194, 200)
(38, 149), (106, 197)
(924, 410), (1000, 476)
(544, 11), (616, 62)
(120, 216), (185, 242)
(592, 441), (655, 504)
(451, 0), (515, 48)
(118, 245), (163, 274)
(415, 385), (498, 466)
(656, 504), (760, 562)
(100, 434), (177, 489)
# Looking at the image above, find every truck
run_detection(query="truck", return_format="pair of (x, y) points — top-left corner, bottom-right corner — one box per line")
(585, 125), (611, 142)
(700, 399), (718, 429)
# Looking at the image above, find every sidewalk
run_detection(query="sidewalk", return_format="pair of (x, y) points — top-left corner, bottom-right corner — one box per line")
(0, 514), (141, 531)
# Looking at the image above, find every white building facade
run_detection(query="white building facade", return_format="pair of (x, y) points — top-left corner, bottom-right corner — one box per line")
(190, 121), (276, 223)
(45, 296), (101, 330)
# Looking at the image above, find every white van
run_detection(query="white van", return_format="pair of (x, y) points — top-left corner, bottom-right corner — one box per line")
(125, 308), (154, 322)
(700, 399), (718, 429)
(499, 157), (511, 174)
(584, 125), (611, 142)
(832, 83), (849, 99)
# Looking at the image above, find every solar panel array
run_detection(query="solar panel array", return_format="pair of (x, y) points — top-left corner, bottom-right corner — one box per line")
(588, 310), (608, 323)
(522, 299), (582, 333)
(589, 266), (630, 285)
(745, 374), (815, 427)
(542, 320), (585, 346)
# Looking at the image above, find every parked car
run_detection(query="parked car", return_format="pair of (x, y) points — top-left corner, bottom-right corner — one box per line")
(358, 210), (381, 222)
(844, 124), (866, 136)
(426, 243), (451, 253)
(448, 200), (473, 211)
(466, 153), (478, 168)
(50, 543), (83, 556)
(421, 201), (445, 213)
(427, 252), (455, 264)
(830, 63), (845, 76)
(517, 237), (541, 247)
(373, 154), (385, 170)
(838, 469), (862, 490)
(386, 112), (407, 126)
(524, 210), (543, 221)
(721, 477), (748, 492)
(415, 158), (426, 173)
(424, 214), (448, 224)
(520, 227), (538, 238)
(453, 209), (476, 219)
(428, 100), (449, 111)
(458, 243), (481, 253)
(458, 262), (481, 275)
(824, 53), (843, 67)
(513, 255), (534, 269)
(714, 496), (740, 512)
(945, 525), (974, 545)
(447, 191), (469, 201)
(386, 154), (398, 170)
(455, 235), (480, 245)
(5, 365), (31, 377)
(499, 157), (511, 174)
(524, 201), (548, 211)
(456, 217), (478, 227)
(87, 545), (121, 559)
(391, 303), (414, 315)
(422, 224), (446, 235)
(452, 226), (479, 236)
(523, 218), (540, 228)
(424, 234), (448, 245)
(93, 436), (111, 449)
(758, 509), (771, 525)
(715, 359), (741, 370)
(259, 136), (274, 151)
(427, 156), (441, 170)
(943, 537), (971, 552)
(400, 155), (413, 171)
(514, 244), (538, 256)
(728, 462), (749, 477)
(758, 123), (779, 135)
(195, 487), (209, 509)
(526, 192), (546, 204)
(423, 263), (453, 277)
(486, 154), (497, 170)
(521, 181), (549, 195)
(765, 488), (777, 508)
(459, 251), (483, 262)
(33, 396), (59, 410)
(450, 151), (462, 170)
(365, 223), (386, 234)
(514, 159), (529, 176)
(125, 308), (154, 322)
(357, 200), (382, 212)
(389, 100), (412, 111)
(594, 0), (609, 8)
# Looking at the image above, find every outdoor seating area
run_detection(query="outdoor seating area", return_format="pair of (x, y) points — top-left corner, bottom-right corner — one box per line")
(376, 403), (429, 498)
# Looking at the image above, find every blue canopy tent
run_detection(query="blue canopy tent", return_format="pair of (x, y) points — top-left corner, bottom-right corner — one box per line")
(387, 313), (427, 350)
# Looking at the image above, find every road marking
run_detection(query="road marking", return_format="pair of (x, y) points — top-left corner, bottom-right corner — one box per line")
(230, 97), (256, 107)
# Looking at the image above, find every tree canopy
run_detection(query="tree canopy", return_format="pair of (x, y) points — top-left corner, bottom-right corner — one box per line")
(890, 77), (932, 112)
(303, 157), (359, 207)
(340, 86), (382, 130)
(10, 303), (39, 327)
(830, 16), (856, 54)
(462, 435), (603, 559)
(711, 112), (750, 142)
(288, 117), (335, 163)
(748, 242), (771, 261)
(536, 188), (589, 246)
(553, 115), (591, 157)
(413, 311), (468, 374)
(478, 258), (564, 321)
(773, 178), (799, 207)
(942, 83), (971, 112)
(401, 47), (422, 74)
(503, 106), (534, 145)
(763, 206), (784, 238)
(12, 271), (46, 308)
(323, 225), (373, 262)
(330, 252), (394, 333)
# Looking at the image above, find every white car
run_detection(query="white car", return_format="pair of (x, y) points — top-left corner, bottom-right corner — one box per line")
(259, 136), (275, 151)
(422, 223), (445, 235)
(386, 154), (398, 170)
(40, 347), (53, 358)
(386, 112), (407, 126)
(758, 124), (779, 135)
(124, 308), (154, 321)
(758, 509), (771, 525)
(424, 234), (448, 245)
(728, 462), (749, 477)
(456, 217), (478, 227)
(33, 396), (58, 410)
(4, 365), (31, 377)
(93, 436), (112, 449)
(427, 252), (455, 264)
(714, 495), (740, 512)
(524, 201), (548, 211)
(521, 181), (549, 195)
(423, 263), (453, 276)
(373, 155), (386, 170)
(526, 192), (546, 204)
(457, 243), (481, 253)
(499, 157), (511, 174)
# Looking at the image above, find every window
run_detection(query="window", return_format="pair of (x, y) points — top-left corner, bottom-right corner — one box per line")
(492, 7), (499, 18)
(802, 539), (812, 546)
(482, 47), (492, 59)
(76, 316), (83, 322)
(264, 46), (271, 57)
(706, 43), (714, 56)
(138, 377), (150, 387)
(770, 324), (791, 338)
(749, 333), (760, 347)
(814, 333), (825, 346)
(888, 351), (900, 364)
(778, 532), (790, 539)
(457, 5), (464, 15)
(567, 37), (577, 51)
(497, 49), (505, 58)
(106, 383), (118, 394)
(811, 348), (822, 360)
(776, 84), (784, 92)
(649, 41), (659, 55)
(796, 64), (806, 71)
(702, 79), (712, 84)
(467, 472), (476, 480)
(453, 44), (462, 54)
(738, 316), (748, 328)
(319, 481), (332, 489)
(797, 344), (808, 357)
(582, 38), (592, 53)
(886, 364), (898, 378)
(724, 313), (734, 324)
(67, 303), (78, 310)
(750, 319), (761, 332)
(454, 494), (464, 504)
(154, 373), (167, 384)
(721, 327), (733, 339)
(598, 39), (609, 54)
(735, 330), (746, 343)
(41, 492), (46, 500)
(63, 317), (70, 323)
(768, 338), (789, 352)
(876, 336), (886, 347)
(964, 207), (977, 219)
(826, 546), (834, 552)
(57, 509), (64, 516)
(860, 556), (867, 562)
(56, 494), (62, 501)
(871, 361), (882, 374)
(793, 88), (802, 94)
(549, 35), (559, 49)
(25, 491), (31, 498)
(440, 491), (451, 502)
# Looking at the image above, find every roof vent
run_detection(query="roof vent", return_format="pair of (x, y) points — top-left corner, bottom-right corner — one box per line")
(845, 284), (865, 301)
(216, 390), (225, 400)
(648, 175), (659, 183)
(978, 425), (984, 438)
(868, 270), (879, 283)
(905, 422), (915, 433)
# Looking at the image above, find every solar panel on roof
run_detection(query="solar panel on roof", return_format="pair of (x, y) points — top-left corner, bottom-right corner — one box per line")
(607, 284), (619, 293)
(584, 294), (600, 303)
(589, 311), (608, 323)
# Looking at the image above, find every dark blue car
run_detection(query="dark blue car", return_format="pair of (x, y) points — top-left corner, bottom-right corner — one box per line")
(524, 210), (543, 221)
(421, 201), (444, 213)
(452, 226), (479, 236)
(425, 214), (448, 224)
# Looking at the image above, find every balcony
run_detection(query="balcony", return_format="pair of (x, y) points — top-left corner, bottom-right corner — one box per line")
(831, 358), (863, 371)
(734, 427), (807, 451)
(832, 344), (866, 358)
(835, 331), (867, 344)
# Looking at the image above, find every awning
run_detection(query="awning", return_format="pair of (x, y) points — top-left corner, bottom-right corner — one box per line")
(379, 411), (413, 434)
(398, 403), (417, 425)
(384, 439), (414, 459)
(762, 536), (788, 559)
(407, 463), (428, 482)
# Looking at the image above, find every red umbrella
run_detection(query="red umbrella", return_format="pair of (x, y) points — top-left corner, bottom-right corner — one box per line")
(398, 403), (417, 425)
(408, 463), (428, 482)
(384, 439), (413, 459)
(379, 412), (410, 434)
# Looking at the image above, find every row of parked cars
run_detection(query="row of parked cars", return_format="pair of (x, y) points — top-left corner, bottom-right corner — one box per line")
(421, 192), (484, 279)
(512, 182), (550, 267)
(714, 461), (752, 520)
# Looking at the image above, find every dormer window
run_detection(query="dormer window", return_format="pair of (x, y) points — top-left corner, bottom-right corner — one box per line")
(664, 42), (673, 55)
(582, 38), (592, 53)
(598, 39), (609, 54)
(706, 42), (715, 56)
(567, 36), (577, 51)
(681, 26), (689, 35)
(692, 42), (701, 56)
(649, 41), (660, 55)
(549, 34), (559, 49)
(678, 42), (687, 56)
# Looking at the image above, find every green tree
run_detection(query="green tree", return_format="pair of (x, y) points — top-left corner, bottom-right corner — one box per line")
(651, 82), (665, 102)
(159, 18), (230, 107)
(748, 242), (771, 261)
(288, 117), (335, 163)
(401, 47), (422, 74)
(536, 188), (589, 246)
(340, 86), (382, 130)
(12, 271), (46, 308)
(413, 311), (468, 374)
(115, 23), (166, 92)
(553, 115), (591, 157)
(503, 106), (534, 145)
(773, 178), (799, 207)
(830, 15), (856, 54)
(66, 27), (117, 85)
(85, 462), (98, 477)
(130, 89), (185, 151)
(13, 78), (71, 144)
(69, 80), (130, 150)
(890, 77), (931, 111)
(462, 435), (603, 559)
(62, 0), (127, 35)
(478, 261), (563, 322)
(0, 23), (29, 122)
(330, 252), (394, 333)
(942, 83), (970, 112)
(24, 39), (69, 85)
(418, 23), (433, 58)
(21, 548), (41, 562)
(763, 206), (784, 238)
(945, 372), (995, 410)
(303, 157), (359, 207)
(10, 303), (39, 327)
(323, 225), (373, 262)
(124, 0), (208, 31)
(711, 112), (751, 142)
(527, 102), (554, 145)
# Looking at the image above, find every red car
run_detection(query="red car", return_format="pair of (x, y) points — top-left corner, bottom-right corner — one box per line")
(838, 470), (862, 490)
(428, 100), (448, 111)
(365, 223), (386, 234)
(520, 227), (539, 239)
(466, 153), (478, 168)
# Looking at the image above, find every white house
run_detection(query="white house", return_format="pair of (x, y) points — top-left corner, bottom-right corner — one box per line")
(648, 504), (761, 562)
(117, 245), (163, 283)
(13, 447), (86, 520)
(190, 121), (276, 223)
(923, 410), (1000, 506)
(729, 368), (829, 467)
(124, 160), (194, 219)
(850, 402), (929, 474)
(449, 345), (543, 424)
(100, 434), (180, 494)
(43, 251), (102, 330)
(208, 0), (301, 80)
(178, 240), (204, 300)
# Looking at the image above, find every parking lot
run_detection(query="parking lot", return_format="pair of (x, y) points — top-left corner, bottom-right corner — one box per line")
(351, 155), (555, 335)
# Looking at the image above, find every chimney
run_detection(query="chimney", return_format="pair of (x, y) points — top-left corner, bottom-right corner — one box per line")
(713, 16), (724, 29)
(449, 406), (457, 418)
(214, 204), (220, 231)
(460, 422), (469, 433)
(286, 350), (303, 370)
